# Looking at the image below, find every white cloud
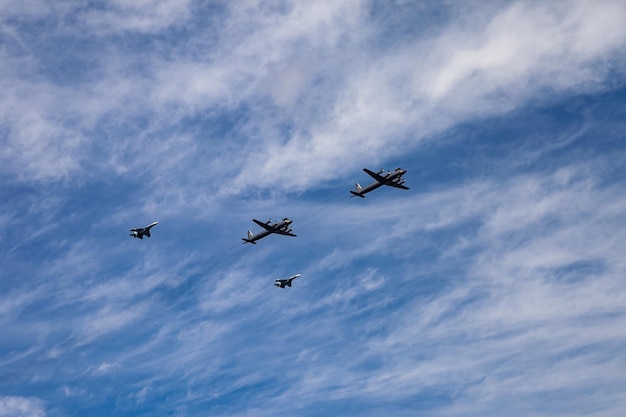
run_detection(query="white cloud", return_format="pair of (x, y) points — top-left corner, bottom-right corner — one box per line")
(0, 2), (625, 416)
(76, 301), (153, 345)
(131, 386), (149, 404)
(229, 0), (626, 192)
(271, 166), (626, 415)
(87, 361), (120, 376)
(2, 0), (624, 194)
(0, 396), (45, 417)
(80, 0), (194, 34)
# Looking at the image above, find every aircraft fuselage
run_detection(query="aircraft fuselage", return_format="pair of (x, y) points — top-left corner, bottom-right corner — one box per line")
(274, 274), (301, 288)
(130, 221), (158, 239)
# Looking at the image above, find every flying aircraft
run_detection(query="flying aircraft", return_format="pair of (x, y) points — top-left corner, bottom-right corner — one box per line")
(275, 273), (302, 288)
(350, 167), (409, 198)
(242, 218), (296, 244)
(130, 221), (158, 239)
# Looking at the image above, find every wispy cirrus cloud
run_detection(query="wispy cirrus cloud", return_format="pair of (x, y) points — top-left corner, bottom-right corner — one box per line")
(80, 0), (194, 34)
(2, 0), (624, 194)
(228, 161), (626, 417)
(1, 1), (625, 417)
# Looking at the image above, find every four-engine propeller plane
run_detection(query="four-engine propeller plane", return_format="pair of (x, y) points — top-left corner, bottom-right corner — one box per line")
(242, 218), (296, 244)
(130, 221), (158, 239)
(275, 273), (301, 288)
(350, 167), (409, 198)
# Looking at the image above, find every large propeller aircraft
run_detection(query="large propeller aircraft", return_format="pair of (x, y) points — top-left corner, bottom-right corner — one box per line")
(274, 273), (301, 288)
(350, 167), (409, 198)
(130, 221), (158, 239)
(242, 218), (297, 244)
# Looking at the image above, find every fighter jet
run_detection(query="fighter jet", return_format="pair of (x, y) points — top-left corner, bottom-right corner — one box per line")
(242, 218), (296, 244)
(130, 221), (158, 239)
(350, 167), (409, 198)
(275, 273), (301, 288)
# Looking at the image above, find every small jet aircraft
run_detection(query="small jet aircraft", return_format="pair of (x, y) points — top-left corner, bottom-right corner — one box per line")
(242, 218), (296, 244)
(130, 221), (158, 239)
(350, 167), (409, 198)
(275, 273), (302, 288)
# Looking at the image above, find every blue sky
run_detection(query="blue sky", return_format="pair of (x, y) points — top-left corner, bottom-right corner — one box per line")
(1, 1), (626, 416)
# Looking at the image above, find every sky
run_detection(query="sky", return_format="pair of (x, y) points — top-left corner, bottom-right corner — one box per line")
(1, 0), (626, 416)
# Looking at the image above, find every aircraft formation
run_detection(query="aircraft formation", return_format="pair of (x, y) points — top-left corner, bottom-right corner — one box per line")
(129, 167), (409, 288)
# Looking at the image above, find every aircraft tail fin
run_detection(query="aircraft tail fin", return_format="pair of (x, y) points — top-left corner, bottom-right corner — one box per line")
(350, 183), (365, 198)
(242, 231), (256, 244)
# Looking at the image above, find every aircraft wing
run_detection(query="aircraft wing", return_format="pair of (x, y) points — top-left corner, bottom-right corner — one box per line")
(363, 168), (387, 183)
(385, 182), (410, 190)
(253, 219), (278, 232)
(273, 229), (297, 237)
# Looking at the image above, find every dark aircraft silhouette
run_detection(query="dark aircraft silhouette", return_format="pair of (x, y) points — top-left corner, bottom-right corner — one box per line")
(350, 168), (409, 198)
(275, 274), (301, 288)
(242, 218), (296, 244)
(130, 221), (158, 239)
